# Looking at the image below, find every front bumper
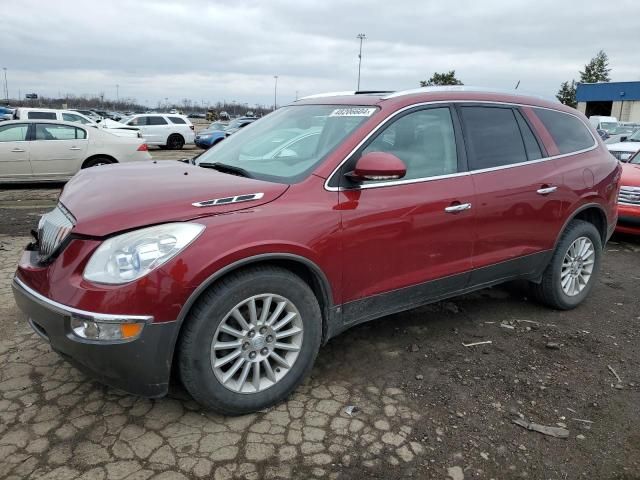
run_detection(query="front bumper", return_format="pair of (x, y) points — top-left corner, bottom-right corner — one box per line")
(12, 277), (178, 397)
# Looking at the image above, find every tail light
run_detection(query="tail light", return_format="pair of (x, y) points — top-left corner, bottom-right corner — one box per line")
(190, 125), (195, 130)
(137, 143), (148, 151)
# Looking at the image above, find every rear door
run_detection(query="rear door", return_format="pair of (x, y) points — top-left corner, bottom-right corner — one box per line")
(458, 104), (563, 283)
(29, 124), (89, 177)
(0, 123), (31, 179)
(145, 116), (170, 144)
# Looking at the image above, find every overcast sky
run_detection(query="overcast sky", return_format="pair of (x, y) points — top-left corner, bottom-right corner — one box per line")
(1, 0), (639, 108)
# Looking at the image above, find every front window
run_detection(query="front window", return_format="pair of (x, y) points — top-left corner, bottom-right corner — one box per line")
(195, 105), (377, 183)
(62, 113), (92, 125)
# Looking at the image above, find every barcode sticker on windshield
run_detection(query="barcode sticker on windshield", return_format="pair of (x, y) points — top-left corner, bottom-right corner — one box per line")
(329, 107), (377, 117)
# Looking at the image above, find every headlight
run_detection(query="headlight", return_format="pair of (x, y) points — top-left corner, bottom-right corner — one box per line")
(83, 223), (204, 284)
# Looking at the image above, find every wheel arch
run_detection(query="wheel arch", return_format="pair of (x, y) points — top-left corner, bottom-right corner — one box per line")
(555, 202), (609, 248)
(168, 253), (335, 375)
(81, 154), (118, 169)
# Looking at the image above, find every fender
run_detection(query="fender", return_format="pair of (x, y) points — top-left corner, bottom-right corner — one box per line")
(165, 253), (337, 371)
(552, 201), (609, 251)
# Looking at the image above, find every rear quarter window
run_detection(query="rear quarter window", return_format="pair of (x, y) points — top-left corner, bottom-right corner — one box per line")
(167, 116), (187, 124)
(532, 108), (595, 155)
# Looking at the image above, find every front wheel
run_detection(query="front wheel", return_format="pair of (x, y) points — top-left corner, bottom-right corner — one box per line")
(530, 219), (602, 310)
(178, 266), (322, 415)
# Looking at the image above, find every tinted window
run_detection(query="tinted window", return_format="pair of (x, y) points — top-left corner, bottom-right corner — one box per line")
(168, 116), (186, 124)
(36, 124), (86, 140)
(147, 116), (168, 125)
(514, 110), (542, 160)
(533, 108), (595, 154)
(127, 117), (147, 126)
(461, 107), (527, 169)
(27, 111), (57, 120)
(362, 107), (458, 181)
(0, 124), (28, 142)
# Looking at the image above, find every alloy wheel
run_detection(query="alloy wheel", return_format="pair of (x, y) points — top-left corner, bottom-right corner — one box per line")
(561, 236), (595, 296)
(211, 294), (304, 394)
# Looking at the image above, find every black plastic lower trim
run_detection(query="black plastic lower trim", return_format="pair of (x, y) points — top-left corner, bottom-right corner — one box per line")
(325, 250), (552, 340)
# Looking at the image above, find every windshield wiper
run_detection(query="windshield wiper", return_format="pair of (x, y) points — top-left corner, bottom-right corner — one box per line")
(198, 162), (253, 178)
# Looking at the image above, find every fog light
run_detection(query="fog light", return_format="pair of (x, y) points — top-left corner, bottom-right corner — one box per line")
(70, 317), (145, 341)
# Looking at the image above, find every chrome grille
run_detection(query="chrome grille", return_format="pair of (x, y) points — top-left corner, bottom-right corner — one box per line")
(619, 186), (640, 206)
(37, 204), (75, 261)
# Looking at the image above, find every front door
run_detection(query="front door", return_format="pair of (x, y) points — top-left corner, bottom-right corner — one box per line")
(29, 123), (89, 177)
(337, 106), (475, 323)
(0, 123), (31, 179)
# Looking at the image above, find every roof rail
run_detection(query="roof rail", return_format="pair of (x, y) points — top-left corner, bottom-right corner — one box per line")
(382, 86), (559, 102)
(298, 91), (355, 100)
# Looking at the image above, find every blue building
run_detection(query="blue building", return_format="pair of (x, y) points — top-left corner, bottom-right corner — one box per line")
(576, 81), (640, 122)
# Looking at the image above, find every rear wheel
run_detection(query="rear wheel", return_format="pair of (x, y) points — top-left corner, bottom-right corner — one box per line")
(166, 134), (185, 150)
(530, 219), (602, 310)
(178, 266), (322, 415)
(82, 156), (114, 168)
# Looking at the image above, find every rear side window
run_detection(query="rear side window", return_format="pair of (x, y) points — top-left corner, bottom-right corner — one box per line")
(167, 116), (186, 124)
(460, 106), (528, 169)
(532, 108), (595, 154)
(147, 116), (168, 125)
(27, 111), (57, 120)
(62, 113), (92, 125)
(35, 124), (86, 140)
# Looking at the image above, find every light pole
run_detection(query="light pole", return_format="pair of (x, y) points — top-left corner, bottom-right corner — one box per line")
(356, 33), (366, 91)
(3, 68), (8, 104)
(273, 75), (278, 111)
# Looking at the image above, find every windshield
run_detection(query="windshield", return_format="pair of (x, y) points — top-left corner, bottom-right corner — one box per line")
(195, 105), (377, 183)
(628, 129), (640, 142)
(600, 122), (618, 133)
(207, 122), (226, 131)
(612, 125), (637, 135)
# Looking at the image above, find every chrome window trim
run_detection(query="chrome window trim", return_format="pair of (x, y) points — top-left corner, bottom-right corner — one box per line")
(323, 100), (598, 192)
(13, 277), (153, 324)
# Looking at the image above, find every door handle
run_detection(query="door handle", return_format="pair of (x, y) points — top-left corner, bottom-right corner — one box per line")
(69, 147), (82, 151)
(11, 148), (25, 152)
(536, 186), (558, 195)
(444, 203), (472, 213)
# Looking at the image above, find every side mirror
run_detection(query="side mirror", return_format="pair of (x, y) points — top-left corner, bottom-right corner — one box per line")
(348, 152), (407, 182)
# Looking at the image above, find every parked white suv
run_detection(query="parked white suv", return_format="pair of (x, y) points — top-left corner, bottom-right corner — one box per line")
(15, 108), (141, 138)
(121, 114), (195, 149)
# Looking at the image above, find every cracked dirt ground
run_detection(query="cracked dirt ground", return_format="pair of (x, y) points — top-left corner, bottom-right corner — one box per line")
(1, 182), (639, 479)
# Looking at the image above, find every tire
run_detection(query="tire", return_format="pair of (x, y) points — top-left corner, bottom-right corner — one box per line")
(82, 156), (114, 168)
(530, 219), (602, 310)
(166, 134), (185, 150)
(178, 266), (322, 415)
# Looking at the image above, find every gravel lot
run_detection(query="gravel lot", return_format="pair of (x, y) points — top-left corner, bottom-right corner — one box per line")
(1, 148), (639, 479)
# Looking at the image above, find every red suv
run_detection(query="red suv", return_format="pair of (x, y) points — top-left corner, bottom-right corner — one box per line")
(616, 149), (640, 234)
(13, 88), (621, 414)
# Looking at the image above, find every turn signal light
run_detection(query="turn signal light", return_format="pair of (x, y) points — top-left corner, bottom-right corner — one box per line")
(120, 323), (144, 339)
(137, 143), (148, 151)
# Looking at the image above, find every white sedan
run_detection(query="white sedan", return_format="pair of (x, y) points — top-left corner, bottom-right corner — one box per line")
(0, 120), (152, 183)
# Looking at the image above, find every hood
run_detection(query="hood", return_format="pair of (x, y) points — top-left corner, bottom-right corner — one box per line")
(606, 142), (640, 152)
(60, 161), (289, 236)
(621, 162), (640, 186)
(197, 129), (225, 137)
